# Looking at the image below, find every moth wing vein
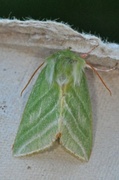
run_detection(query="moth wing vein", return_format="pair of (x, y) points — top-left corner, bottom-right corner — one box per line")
(64, 100), (88, 138)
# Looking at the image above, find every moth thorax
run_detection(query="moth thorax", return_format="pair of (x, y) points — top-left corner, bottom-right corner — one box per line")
(56, 75), (71, 86)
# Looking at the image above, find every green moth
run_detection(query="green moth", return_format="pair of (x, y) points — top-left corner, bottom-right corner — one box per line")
(13, 49), (93, 161)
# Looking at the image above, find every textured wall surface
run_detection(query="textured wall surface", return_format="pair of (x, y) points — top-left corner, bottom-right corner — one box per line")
(0, 20), (119, 180)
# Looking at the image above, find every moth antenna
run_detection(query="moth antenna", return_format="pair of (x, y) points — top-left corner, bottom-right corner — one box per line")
(21, 62), (44, 96)
(89, 63), (118, 72)
(86, 61), (112, 95)
(80, 43), (99, 59)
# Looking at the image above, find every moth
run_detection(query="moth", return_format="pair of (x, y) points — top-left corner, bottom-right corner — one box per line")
(13, 49), (111, 161)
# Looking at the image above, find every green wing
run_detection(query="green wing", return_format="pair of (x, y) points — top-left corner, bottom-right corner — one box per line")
(13, 66), (60, 156)
(60, 72), (92, 161)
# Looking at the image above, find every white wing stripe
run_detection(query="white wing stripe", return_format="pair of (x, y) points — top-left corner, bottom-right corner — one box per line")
(17, 119), (58, 154)
(64, 100), (87, 138)
(63, 120), (88, 160)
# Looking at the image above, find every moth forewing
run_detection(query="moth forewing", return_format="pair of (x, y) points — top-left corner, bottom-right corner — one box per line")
(13, 66), (60, 156)
(59, 70), (92, 161)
